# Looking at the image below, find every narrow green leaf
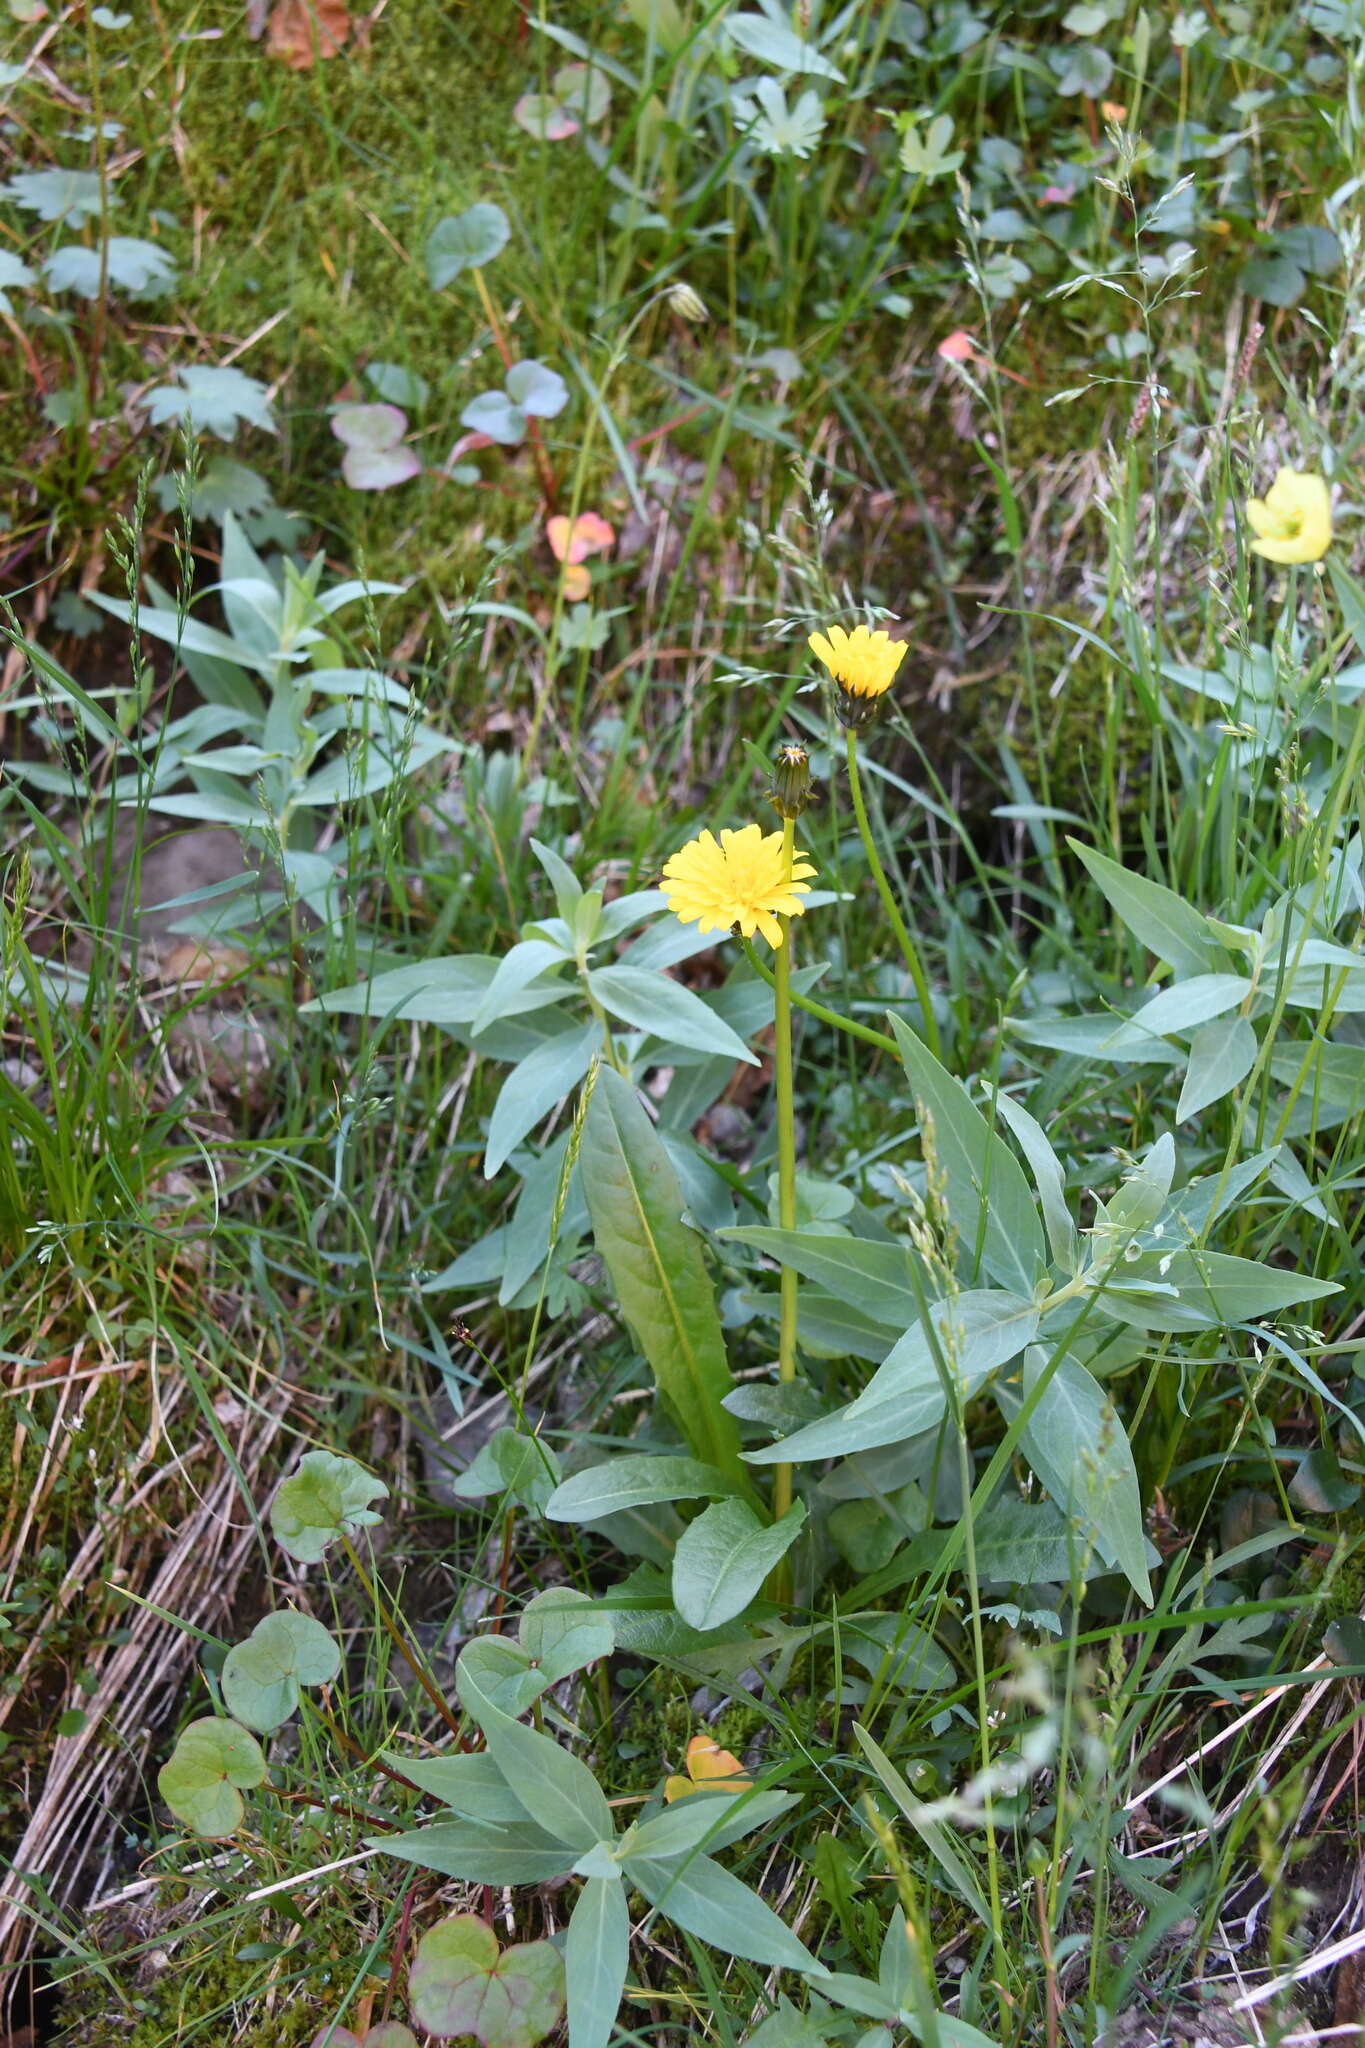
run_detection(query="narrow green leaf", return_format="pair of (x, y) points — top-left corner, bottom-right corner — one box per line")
(1128, 973), (1253, 1039)
(852, 1725), (989, 1919)
(748, 1291), (1038, 1467)
(545, 1454), (745, 1520)
(587, 964), (757, 1064)
(376, 1820), (572, 1887)
(722, 1228), (919, 1328)
(626, 1788), (798, 1862)
(457, 1642), (615, 1850)
(990, 1093), (1078, 1270)
(565, 1876), (630, 2048)
(1177, 1013), (1257, 1121)
(1069, 841), (1224, 977)
(1096, 1248), (1340, 1332)
(889, 1019), (1045, 1293)
(387, 1750), (530, 1826)
(629, 1853), (817, 1972)
(579, 1068), (747, 1484)
(484, 1021), (598, 1177)
(998, 1351), (1151, 1601)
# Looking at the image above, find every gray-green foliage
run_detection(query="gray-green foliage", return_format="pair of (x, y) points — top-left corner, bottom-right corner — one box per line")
(272, 1449), (388, 1565)
(378, 1625), (813, 2048)
(310, 836), (809, 1312)
(11, 514), (448, 926)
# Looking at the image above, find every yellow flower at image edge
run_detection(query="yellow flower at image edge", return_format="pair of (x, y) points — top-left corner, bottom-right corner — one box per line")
(808, 622), (908, 700)
(661, 823), (816, 949)
(1246, 468), (1332, 565)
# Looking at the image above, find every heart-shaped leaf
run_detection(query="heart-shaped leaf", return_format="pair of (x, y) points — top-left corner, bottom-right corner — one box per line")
(331, 403), (420, 490)
(513, 91), (579, 140)
(221, 1609), (341, 1730)
(504, 359), (568, 420)
(426, 202), (511, 288)
(409, 1913), (565, 2047)
(459, 389), (526, 446)
(553, 62), (611, 124)
(158, 1716), (267, 1837)
(363, 361), (431, 409)
(271, 1450), (388, 1564)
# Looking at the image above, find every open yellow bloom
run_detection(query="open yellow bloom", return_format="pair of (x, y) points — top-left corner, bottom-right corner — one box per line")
(808, 623), (908, 700)
(1245, 468), (1332, 565)
(660, 823), (816, 949)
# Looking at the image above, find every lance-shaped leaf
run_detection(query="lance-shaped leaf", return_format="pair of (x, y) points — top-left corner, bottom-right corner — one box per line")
(579, 1067), (748, 1485)
(890, 1019), (1045, 1294)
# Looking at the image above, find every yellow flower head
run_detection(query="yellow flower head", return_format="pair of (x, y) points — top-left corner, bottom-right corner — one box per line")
(660, 823), (816, 950)
(808, 623), (908, 699)
(1245, 468), (1332, 566)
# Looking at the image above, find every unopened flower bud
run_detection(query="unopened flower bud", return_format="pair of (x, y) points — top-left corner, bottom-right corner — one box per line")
(667, 281), (708, 324)
(770, 740), (813, 819)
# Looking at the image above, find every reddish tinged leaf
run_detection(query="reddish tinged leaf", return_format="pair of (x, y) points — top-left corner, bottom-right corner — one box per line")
(267, 0), (350, 69)
(409, 1914), (565, 2048)
(546, 511), (615, 564)
(937, 329), (978, 364)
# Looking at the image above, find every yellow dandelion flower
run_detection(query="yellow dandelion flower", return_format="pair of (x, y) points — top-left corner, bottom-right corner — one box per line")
(1245, 468), (1332, 566)
(808, 622), (908, 700)
(660, 823), (816, 950)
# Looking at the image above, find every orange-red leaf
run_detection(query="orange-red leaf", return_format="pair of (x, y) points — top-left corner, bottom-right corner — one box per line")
(546, 512), (615, 564)
(267, 0), (350, 69)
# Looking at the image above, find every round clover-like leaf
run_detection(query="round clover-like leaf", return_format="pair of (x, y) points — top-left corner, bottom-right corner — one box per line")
(512, 92), (579, 140)
(409, 1914), (565, 2048)
(271, 1450), (388, 1564)
(503, 360), (568, 421)
(221, 1610), (342, 1730)
(331, 403), (420, 486)
(158, 1716), (267, 1838)
(332, 401), (407, 450)
(552, 62), (611, 124)
(425, 203), (511, 289)
(344, 443), (422, 490)
(363, 361), (431, 409)
(310, 2030), (362, 2048)
(459, 390), (526, 446)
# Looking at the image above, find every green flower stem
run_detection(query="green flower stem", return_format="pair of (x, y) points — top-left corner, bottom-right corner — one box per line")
(580, 969), (627, 1076)
(844, 726), (942, 1061)
(772, 817), (800, 1529)
(739, 938), (898, 1058)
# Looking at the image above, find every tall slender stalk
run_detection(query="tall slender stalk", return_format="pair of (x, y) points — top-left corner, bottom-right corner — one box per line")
(772, 815), (799, 1526)
(845, 727), (942, 1060)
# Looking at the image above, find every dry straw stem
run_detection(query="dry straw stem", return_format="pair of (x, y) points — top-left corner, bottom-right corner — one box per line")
(0, 1341), (290, 1982)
